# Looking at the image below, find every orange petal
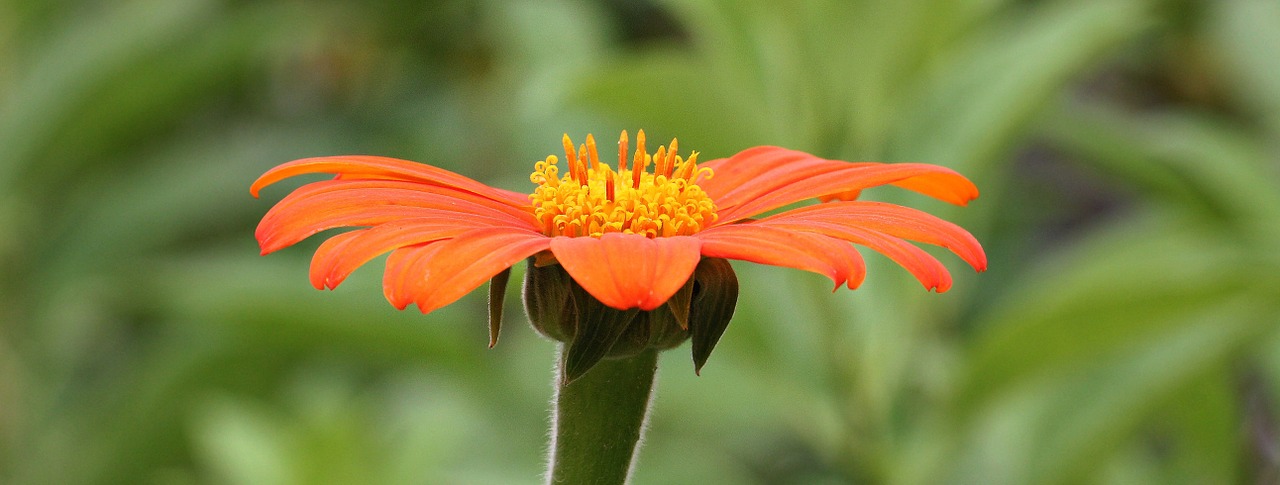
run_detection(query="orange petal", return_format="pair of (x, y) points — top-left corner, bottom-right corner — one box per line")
(383, 243), (448, 310)
(698, 147), (843, 207)
(251, 155), (528, 206)
(759, 201), (987, 272)
(381, 227), (550, 313)
(700, 146), (979, 224)
(716, 163), (978, 224)
(309, 230), (365, 289)
(763, 220), (954, 292)
(309, 216), (499, 290)
(256, 179), (536, 254)
(549, 233), (702, 311)
(695, 224), (865, 289)
(817, 189), (862, 203)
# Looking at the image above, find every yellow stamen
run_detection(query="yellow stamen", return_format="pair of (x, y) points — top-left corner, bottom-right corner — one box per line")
(561, 134), (578, 181)
(529, 156), (560, 187)
(530, 131), (718, 238)
(653, 146), (667, 178)
(618, 131), (629, 171)
(664, 139), (678, 177)
(676, 152), (699, 180)
(632, 130), (647, 173)
(586, 134), (599, 169)
(636, 153), (651, 189)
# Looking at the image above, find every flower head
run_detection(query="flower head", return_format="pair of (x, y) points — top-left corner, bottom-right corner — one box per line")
(252, 131), (986, 378)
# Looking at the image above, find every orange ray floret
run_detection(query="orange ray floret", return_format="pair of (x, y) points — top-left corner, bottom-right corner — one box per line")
(550, 233), (702, 311)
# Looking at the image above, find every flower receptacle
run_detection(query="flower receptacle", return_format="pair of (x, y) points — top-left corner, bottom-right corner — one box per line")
(521, 255), (739, 383)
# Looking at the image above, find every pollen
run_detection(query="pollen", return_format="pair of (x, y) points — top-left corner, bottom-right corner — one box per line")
(529, 130), (718, 238)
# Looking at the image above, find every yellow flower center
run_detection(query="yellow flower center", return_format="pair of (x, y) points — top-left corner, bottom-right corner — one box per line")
(529, 130), (717, 238)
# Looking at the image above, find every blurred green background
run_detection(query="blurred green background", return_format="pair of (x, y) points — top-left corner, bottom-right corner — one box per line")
(3, 0), (1279, 483)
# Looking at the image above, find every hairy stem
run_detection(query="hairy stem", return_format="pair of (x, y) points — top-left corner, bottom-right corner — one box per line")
(546, 348), (659, 485)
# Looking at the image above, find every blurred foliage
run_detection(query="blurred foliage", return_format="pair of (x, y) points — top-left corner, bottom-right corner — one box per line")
(1, 0), (1278, 483)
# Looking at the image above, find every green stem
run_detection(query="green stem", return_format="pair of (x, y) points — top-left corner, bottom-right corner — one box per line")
(546, 348), (659, 485)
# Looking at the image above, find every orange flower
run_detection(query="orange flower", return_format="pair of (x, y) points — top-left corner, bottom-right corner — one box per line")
(252, 131), (986, 314)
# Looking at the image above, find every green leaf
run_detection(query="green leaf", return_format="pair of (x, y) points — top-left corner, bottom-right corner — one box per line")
(0, 0), (215, 187)
(571, 48), (770, 157)
(1211, 0), (1280, 137)
(954, 301), (1261, 485)
(891, 0), (1150, 175)
(1044, 106), (1280, 241)
(960, 213), (1248, 409)
(1159, 366), (1242, 483)
(191, 397), (293, 485)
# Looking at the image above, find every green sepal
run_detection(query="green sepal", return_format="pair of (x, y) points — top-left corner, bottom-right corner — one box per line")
(561, 283), (640, 385)
(522, 257), (574, 342)
(666, 275), (695, 330)
(609, 303), (689, 358)
(607, 311), (651, 359)
(688, 258), (738, 375)
(646, 304), (692, 351)
(487, 268), (512, 348)
(607, 272), (696, 357)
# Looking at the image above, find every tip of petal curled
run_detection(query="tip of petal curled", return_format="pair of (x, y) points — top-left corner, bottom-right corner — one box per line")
(966, 249), (989, 273)
(249, 177), (271, 199)
(845, 275), (865, 290)
(257, 238), (287, 257)
(257, 240), (286, 257)
(249, 163), (301, 198)
(951, 185), (979, 205)
(384, 292), (412, 311)
(972, 247), (989, 271)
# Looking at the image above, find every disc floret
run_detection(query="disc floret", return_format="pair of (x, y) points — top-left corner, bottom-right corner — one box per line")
(529, 130), (717, 238)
